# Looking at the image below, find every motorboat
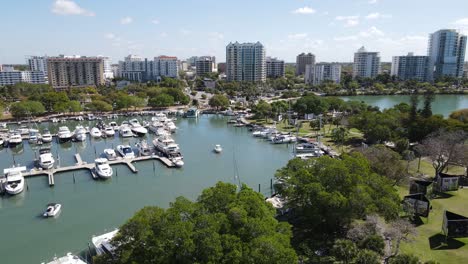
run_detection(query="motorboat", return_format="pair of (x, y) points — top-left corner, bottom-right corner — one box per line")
(165, 121), (177, 133)
(129, 119), (148, 136)
(272, 135), (297, 144)
(155, 128), (170, 137)
(8, 132), (23, 147)
(295, 143), (321, 153)
(95, 158), (113, 179)
(149, 120), (164, 133)
(104, 149), (117, 161)
(92, 229), (119, 256)
(87, 113), (96, 120)
(41, 129), (53, 143)
(43, 203), (62, 217)
(0, 122), (7, 129)
(39, 148), (55, 170)
(58, 126), (73, 143)
(136, 140), (152, 156)
(74, 126), (87, 142)
(214, 144), (222, 153)
(119, 125), (134, 138)
(295, 151), (323, 160)
(116, 145), (135, 159)
(104, 126), (115, 137)
(0, 137), (4, 146)
(90, 127), (102, 138)
(3, 166), (26, 195)
(109, 121), (120, 131)
(43, 252), (86, 264)
(152, 136), (180, 156)
(50, 118), (59, 123)
(17, 125), (29, 135)
(184, 108), (199, 118)
(75, 116), (84, 121)
(28, 130), (41, 144)
(170, 155), (184, 168)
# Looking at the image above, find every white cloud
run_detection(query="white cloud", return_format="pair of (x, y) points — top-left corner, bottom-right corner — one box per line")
(120, 16), (133, 25)
(368, 0), (378, 4)
(160, 32), (168, 38)
(453, 18), (468, 26)
(335, 15), (360, 27)
(359, 26), (385, 37)
(334, 35), (359, 41)
(292, 7), (316, 15)
(151, 19), (160, 25)
(180, 29), (191, 35)
(208, 32), (224, 40)
(365, 12), (391, 20)
(104, 33), (116, 39)
(51, 0), (95, 16)
(288, 33), (308, 40)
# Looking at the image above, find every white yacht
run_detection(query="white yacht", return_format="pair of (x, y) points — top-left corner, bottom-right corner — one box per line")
(149, 120), (164, 133)
(41, 129), (53, 143)
(295, 143), (321, 153)
(119, 125), (134, 138)
(272, 135), (297, 144)
(43, 203), (62, 217)
(43, 252), (86, 264)
(129, 119), (148, 136)
(136, 140), (152, 156)
(3, 166), (26, 195)
(214, 144), (222, 153)
(104, 149), (117, 161)
(90, 127), (102, 138)
(8, 132), (23, 147)
(165, 121), (177, 133)
(0, 137), (4, 146)
(58, 126), (73, 143)
(171, 155), (184, 167)
(95, 158), (113, 179)
(17, 125), (29, 135)
(74, 126), (87, 142)
(0, 122), (7, 129)
(92, 229), (119, 256)
(116, 145), (135, 159)
(155, 128), (170, 137)
(39, 148), (55, 170)
(109, 121), (120, 131)
(152, 136), (180, 156)
(104, 126), (115, 137)
(28, 130), (41, 144)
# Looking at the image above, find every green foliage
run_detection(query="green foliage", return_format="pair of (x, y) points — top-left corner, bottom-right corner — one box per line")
(331, 127), (349, 146)
(449, 108), (468, 123)
(355, 249), (380, 264)
(148, 94), (175, 107)
(40, 92), (70, 112)
(10, 100), (45, 118)
(331, 239), (358, 263)
(293, 95), (329, 116)
(359, 146), (408, 186)
(359, 235), (385, 255)
(389, 254), (420, 264)
(209, 94), (230, 109)
(86, 100), (113, 112)
(254, 100), (272, 120)
(93, 182), (297, 264)
(68, 100), (82, 113)
(350, 110), (401, 143)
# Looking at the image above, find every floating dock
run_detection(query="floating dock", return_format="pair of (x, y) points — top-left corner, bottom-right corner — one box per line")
(22, 153), (175, 187)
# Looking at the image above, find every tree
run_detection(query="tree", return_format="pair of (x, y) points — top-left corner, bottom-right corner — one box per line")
(86, 100), (113, 112)
(389, 254), (420, 264)
(208, 94), (230, 110)
(148, 94), (175, 107)
(331, 239), (358, 264)
(40, 92), (69, 112)
(10, 100), (45, 118)
(94, 182), (297, 264)
(421, 92), (435, 118)
(293, 95), (329, 116)
(415, 129), (467, 175)
(449, 108), (468, 123)
(331, 127), (349, 147)
(359, 146), (408, 186)
(68, 100), (82, 114)
(254, 100), (272, 121)
(383, 219), (417, 261)
(355, 249), (380, 264)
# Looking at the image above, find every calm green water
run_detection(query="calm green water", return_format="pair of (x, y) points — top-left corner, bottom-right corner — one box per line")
(0, 115), (293, 263)
(338, 94), (468, 117)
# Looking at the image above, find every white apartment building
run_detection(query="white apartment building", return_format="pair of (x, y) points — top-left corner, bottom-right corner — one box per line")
(117, 55), (178, 82)
(353, 46), (381, 78)
(305, 63), (341, 85)
(154, 56), (178, 78)
(266, 57), (285, 78)
(391, 53), (429, 81)
(98, 56), (114, 79)
(47, 56), (105, 90)
(0, 70), (46, 86)
(27, 56), (48, 77)
(226, 42), (266, 82)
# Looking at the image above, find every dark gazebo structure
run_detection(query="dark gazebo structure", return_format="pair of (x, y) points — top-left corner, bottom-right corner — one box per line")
(409, 179), (433, 195)
(434, 173), (460, 192)
(442, 211), (468, 238)
(402, 193), (431, 218)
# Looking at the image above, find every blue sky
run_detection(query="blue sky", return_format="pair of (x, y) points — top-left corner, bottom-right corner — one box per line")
(1, 0), (468, 64)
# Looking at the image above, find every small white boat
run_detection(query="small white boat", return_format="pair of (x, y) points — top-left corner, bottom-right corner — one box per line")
(171, 156), (184, 167)
(90, 127), (102, 138)
(165, 121), (177, 133)
(272, 135), (297, 144)
(74, 126), (87, 142)
(109, 121), (120, 131)
(75, 116), (84, 121)
(119, 125), (134, 138)
(214, 144), (222, 153)
(104, 149), (117, 160)
(104, 126), (115, 137)
(3, 166), (27, 195)
(17, 126), (29, 135)
(0, 122), (7, 129)
(43, 252), (86, 264)
(129, 119), (148, 136)
(58, 126), (73, 143)
(149, 121), (164, 133)
(39, 148), (55, 170)
(0, 138), (4, 146)
(92, 229), (119, 256)
(155, 128), (170, 137)
(29, 130), (41, 144)
(41, 129), (53, 143)
(43, 203), (62, 217)
(136, 140), (152, 156)
(8, 132), (23, 147)
(50, 118), (59, 123)
(95, 158), (113, 179)
(295, 143), (321, 153)
(116, 145), (135, 159)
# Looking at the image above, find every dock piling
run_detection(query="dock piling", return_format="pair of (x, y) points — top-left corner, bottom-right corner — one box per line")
(258, 184), (261, 193)
(73, 173), (76, 183)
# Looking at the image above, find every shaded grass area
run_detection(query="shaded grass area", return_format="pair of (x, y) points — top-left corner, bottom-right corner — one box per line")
(398, 187), (468, 263)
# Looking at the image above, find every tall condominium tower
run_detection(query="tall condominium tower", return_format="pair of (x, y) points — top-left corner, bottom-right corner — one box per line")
(353, 46), (381, 78)
(266, 57), (285, 78)
(226, 42), (266, 82)
(196, 56), (216, 76)
(391, 53), (429, 81)
(427, 29), (467, 81)
(305, 63), (342, 85)
(296, 53), (315, 76)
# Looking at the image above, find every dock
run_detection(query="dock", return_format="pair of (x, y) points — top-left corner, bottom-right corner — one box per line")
(22, 153), (175, 187)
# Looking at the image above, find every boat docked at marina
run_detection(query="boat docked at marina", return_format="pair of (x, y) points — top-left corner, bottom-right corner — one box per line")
(148, 120), (164, 133)
(42, 252), (86, 264)
(170, 155), (184, 167)
(136, 140), (152, 156)
(8, 132), (23, 147)
(3, 166), (27, 195)
(152, 136), (181, 156)
(214, 144), (222, 153)
(184, 108), (199, 118)
(295, 143), (321, 153)
(90, 127), (102, 138)
(103, 126), (115, 137)
(58, 126), (73, 143)
(119, 125), (134, 138)
(129, 119), (148, 136)
(272, 135), (297, 144)
(165, 121), (177, 133)
(104, 149), (117, 161)
(41, 129), (53, 143)
(109, 121), (120, 131)
(43, 203), (62, 217)
(28, 130), (41, 144)
(74, 126), (87, 142)
(295, 151), (323, 160)
(92, 229), (119, 256)
(39, 148), (55, 170)
(116, 145), (135, 159)
(94, 158), (113, 179)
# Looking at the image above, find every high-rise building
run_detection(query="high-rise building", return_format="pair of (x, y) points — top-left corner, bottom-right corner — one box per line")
(153, 56), (179, 78)
(98, 56), (114, 79)
(196, 56), (215, 76)
(117, 55), (178, 82)
(226, 42), (266, 82)
(266, 57), (285, 78)
(427, 29), (467, 81)
(217, 63), (226, 73)
(305, 63), (341, 85)
(353, 46), (381, 78)
(47, 55), (105, 90)
(391, 53), (429, 81)
(27, 56), (48, 77)
(0, 65), (46, 86)
(296, 53), (315, 76)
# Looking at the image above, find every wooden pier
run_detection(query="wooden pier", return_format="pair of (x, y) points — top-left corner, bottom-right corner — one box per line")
(22, 153), (175, 187)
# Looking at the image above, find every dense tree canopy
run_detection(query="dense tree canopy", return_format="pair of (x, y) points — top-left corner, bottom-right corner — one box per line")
(10, 100), (45, 118)
(209, 94), (230, 109)
(94, 182), (297, 264)
(149, 93), (175, 107)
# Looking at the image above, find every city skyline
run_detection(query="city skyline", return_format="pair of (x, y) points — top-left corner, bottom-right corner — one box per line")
(1, 0), (468, 64)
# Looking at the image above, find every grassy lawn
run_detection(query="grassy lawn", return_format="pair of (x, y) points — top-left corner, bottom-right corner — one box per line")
(398, 186), (468, 263)
(407, 158), (466, 177)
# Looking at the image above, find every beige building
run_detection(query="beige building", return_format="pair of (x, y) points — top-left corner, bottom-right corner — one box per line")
(47, 56), (105, 90)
